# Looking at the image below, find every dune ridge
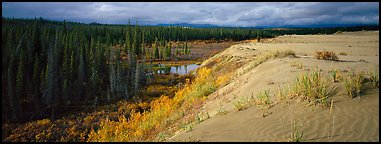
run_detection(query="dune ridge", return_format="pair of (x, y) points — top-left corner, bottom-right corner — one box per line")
(168, 31), (379, 142)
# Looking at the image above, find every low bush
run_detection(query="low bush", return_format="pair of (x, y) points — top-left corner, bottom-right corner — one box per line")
(315, 51), (339, 61)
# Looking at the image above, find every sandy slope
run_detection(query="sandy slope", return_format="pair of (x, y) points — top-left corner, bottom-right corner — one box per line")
(168, 31), (379, 142)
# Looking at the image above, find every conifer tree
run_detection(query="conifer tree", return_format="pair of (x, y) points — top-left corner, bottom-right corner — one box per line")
(133, 21), (140, 57)
(32, 54), (41, 109)
(8, 58), (18, 121)
(15, 49), (25, 110)
(167, 39), (172, 60)
(185, 40), (189, 55)
(154, 37), (159, 59)
(134, 60), (140, 98)
(44, 31), (59, 117)
(141, 33), (145, 58)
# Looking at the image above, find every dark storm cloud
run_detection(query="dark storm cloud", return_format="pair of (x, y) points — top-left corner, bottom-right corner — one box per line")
(2, 2), (379, 26)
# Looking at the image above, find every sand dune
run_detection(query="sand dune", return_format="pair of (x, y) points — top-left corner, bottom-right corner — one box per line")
(168, 31), (379, 142)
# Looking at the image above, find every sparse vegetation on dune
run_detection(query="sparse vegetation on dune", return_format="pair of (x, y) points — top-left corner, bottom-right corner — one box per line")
(274, 67), (379, 107)
(368, 66), (379, 88)
(289, 120), (304, 142)
(290, 61), (303, 69)
(233, 89), (272, 111)
(342, 67), (379, 99)
(252, 90), (272, 109)
(217, 105), (228, 116)
(234, 98), (250, 111)
(166, 31), (379, 142)
(343, 72), (366, 98)
(278, 70), (338, 107)
(329, 69), (341, 83)
(275, 86), (288, 103)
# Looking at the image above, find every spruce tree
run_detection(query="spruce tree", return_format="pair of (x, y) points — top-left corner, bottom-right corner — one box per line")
(133, 21), (140, 57)
(185, 40), (189, 55)
(134, 60), (140, 99)
(78, 43), (86, 102)
(8, 58), (18, 121)
(141, 33), (145, 59)
(167, 39), (172, 60)
(44, 31), (59, 118)
(154, 37), (159, 59)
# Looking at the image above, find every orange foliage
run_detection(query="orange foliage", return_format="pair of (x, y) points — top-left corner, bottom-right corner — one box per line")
(87, 67), (220, 142)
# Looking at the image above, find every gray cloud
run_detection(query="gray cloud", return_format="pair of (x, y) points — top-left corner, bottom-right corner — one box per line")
(2, 2), (379, 26)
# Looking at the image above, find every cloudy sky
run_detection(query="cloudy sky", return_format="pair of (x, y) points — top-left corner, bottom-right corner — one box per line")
(2, 2), (379, 27)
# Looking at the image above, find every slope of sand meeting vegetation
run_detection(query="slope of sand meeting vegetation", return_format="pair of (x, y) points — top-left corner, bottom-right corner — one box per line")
(168, 31), (379, 142)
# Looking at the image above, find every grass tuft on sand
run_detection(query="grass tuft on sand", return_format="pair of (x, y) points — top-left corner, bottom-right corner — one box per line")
(288, 70), (337, 107)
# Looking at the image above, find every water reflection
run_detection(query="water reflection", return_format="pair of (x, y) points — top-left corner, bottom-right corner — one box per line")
(155, 64), (200, 75)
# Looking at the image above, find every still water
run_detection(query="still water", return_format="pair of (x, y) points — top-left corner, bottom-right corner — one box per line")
(155, 64), (200, 75)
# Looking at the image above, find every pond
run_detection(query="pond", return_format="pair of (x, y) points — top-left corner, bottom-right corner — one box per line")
(154, 64), (200, 75)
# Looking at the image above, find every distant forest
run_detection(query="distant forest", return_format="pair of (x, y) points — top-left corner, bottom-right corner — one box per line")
(2, 17), (378, 124)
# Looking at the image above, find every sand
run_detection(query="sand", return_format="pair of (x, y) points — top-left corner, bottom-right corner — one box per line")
(168, 31), (379, 142)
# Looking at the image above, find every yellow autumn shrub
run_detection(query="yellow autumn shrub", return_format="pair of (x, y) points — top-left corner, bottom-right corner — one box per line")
(215, 73), (231, 87)
(87, 67), (230, 142)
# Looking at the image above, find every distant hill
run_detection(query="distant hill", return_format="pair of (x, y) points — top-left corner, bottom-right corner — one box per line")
(256, 24), (377, 28)
(155, 23), (378, 29)
(155, 23), (220, 28)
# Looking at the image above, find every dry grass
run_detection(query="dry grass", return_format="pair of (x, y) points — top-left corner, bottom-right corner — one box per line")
(290, 61), (303, 69)
(234, 98), (250, 111)
(289, 70), (337, 107)
(217, 105), (228, 116)
(315, 51), (339, 61)
(275, 67), (379, 107)
(329, 69), (342, 83)
(275, 86), (289, 103)
(196, 112), (210, 123)
(328, 99), (335, 142)
(252, 90), (272, 109)
(289, 120), (304, 142)
(368, 66), (379, 88)
(338, 52), (347, 56)
(343, 72), (366, 98)
(232, 90), (274, 111)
